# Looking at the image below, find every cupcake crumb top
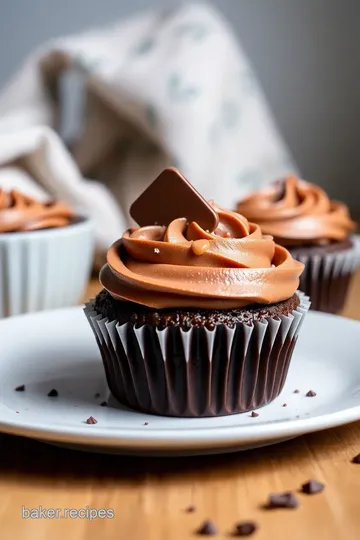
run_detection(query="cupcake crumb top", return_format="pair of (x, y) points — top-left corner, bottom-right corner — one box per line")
(93, 289), (300, 330)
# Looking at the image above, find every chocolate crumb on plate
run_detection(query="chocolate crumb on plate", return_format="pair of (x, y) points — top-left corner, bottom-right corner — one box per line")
(85, 416), (98, 425)
(47, 389), (58, 397)
(265, 492), (299, 509)
(306, 390), (317, 397)
(143, 422), (149, 426)
(301, 480), (325, 494)
(250, 411), (259, 418)
(185, 504), (197, 513)
(234, 521), (258, 536)
(294, 389), (300, 393)
(15, 385), (25, 392)
(282, 403), (287, 407)
(94, 392), (100, 398)
(352, 454), (360, 464)
(100, 401), (107, 407)
(196, 520), (218, 535)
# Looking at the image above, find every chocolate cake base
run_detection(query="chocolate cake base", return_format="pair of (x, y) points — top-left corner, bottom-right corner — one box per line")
(93, 289), (300, 329)
(289, 238), (356, 314)
(84, 292), (309, 417)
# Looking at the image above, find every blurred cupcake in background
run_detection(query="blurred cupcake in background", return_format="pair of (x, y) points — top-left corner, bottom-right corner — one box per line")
(0, 189), (93, 317)
(236, 175), (357, 314)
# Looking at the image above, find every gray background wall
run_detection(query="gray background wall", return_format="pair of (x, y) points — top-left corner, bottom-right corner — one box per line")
(0, 0), (359, 210)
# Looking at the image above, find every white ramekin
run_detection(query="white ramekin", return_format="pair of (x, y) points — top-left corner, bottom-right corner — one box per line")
(0, 217), (94, 317)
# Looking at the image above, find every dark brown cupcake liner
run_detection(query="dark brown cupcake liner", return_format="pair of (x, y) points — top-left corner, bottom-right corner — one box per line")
(84, 293), (310, 417)
(289, 240), (359, 314)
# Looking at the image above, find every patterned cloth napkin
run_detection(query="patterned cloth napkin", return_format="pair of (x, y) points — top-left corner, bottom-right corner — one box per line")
(0, 2), (296, 265)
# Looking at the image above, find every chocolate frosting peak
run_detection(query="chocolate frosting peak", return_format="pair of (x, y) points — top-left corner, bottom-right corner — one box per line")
(100, 203), (304, 309)
(236, 175), (356, 245)
(0, 190), (74, 233)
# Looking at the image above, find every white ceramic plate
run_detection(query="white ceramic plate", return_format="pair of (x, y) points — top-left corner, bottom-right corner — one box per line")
(0, 307), (359, 456)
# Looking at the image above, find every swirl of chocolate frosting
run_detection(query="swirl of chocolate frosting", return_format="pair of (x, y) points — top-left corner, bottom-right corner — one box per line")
(100, 203), (304, 309)
(236, 175), (356, 246)
(0, 190), (74, 233)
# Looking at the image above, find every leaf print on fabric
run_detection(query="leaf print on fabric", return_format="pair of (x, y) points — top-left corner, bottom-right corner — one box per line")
(145, 104), (157, 129)
(238, 69), (257, 97)
(170, 156), (181, 169)
(73, 55), (102, 73)
(174, 22), (209, 41)
(208, 121), (220, 146)
(222, 101), (241, 129)
(281, 156), (298, 175)
(167, 73), (200, 101)
(132, 38), (155, 56)
(236, 170), (263, 192)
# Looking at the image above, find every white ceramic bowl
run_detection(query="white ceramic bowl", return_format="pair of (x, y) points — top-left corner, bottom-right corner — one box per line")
(0, 217), (94, 317)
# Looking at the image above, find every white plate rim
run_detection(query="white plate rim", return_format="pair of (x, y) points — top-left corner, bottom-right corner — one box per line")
(0, 402), (359, 450)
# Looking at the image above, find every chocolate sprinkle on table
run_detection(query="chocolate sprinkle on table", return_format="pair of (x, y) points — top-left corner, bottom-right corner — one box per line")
(86, 416), (98, 425)
(266, 492), (299, 509)
(143, 422), (149, 426)
(294, 389), (300, 393)
(15, 385), (25, 392)
(306, 390), (317, 397)
(100, 401), (107, 407)
(301, 480), (325, 494)
(47, 389), (58, 397)
(251, 411), (259, 417)
(185, 504), (197, 513)
(234, 521), (258, 536)
(196, 520), (218, 535)
(352, 454), (360, 464)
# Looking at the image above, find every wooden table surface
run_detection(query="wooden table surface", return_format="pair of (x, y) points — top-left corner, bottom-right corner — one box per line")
(2, 273), (360, 540)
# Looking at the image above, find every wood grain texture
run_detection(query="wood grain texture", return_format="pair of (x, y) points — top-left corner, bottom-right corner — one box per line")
(1, 272), (360, 540)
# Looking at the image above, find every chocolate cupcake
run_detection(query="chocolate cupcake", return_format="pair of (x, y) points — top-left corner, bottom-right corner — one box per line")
(0, 189), (93, 317)
(84, 168), (309, 417)
(236, 175), (357, 314)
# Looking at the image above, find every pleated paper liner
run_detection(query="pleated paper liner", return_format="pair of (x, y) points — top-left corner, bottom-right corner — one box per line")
(289, 240), (359, 314)
(84, 293), (310, 418)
